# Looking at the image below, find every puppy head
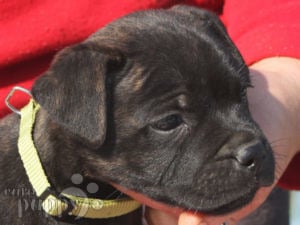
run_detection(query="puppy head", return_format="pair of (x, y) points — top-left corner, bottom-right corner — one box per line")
(32, 6), (274, 214)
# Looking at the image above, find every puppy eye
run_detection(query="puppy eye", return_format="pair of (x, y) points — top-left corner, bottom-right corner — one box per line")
(151, 114), (183, 131)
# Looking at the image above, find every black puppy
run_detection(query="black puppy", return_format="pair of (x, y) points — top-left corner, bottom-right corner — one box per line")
(0, 5), (275, 225)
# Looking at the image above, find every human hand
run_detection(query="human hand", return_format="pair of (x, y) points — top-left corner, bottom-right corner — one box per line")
(144, 57), (300, 225)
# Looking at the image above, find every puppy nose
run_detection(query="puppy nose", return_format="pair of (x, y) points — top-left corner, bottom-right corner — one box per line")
(235, 141), (266, 170)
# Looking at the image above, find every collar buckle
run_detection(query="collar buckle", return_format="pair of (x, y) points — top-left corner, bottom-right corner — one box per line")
(40, 187), (75, 218)
(5, 86), (32, 115)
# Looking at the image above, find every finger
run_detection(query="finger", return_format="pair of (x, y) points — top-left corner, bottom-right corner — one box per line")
(178, 212), (206, 225)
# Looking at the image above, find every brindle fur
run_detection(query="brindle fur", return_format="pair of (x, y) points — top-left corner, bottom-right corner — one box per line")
(0, 5), (283, 225)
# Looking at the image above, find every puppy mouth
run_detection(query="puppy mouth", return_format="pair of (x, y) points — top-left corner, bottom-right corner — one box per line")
(111, 182), (257, 215)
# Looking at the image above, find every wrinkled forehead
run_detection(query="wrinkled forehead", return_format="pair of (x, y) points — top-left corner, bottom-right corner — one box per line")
(122, 37), (241, 94)
(89, 9), (244, 71)
(90, 9), (248, 102)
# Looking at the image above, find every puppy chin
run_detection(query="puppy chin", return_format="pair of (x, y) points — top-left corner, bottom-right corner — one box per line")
(113, 183), (209, 225)
(111, 183), (184, 216)
(110, 182), (255, 216)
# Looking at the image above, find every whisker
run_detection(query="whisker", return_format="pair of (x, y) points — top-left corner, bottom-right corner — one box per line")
(272, 144), (287, 150)
(192, 209), (199, 215)
(105, 189), (122, 199)
(273, 151), (288, 159)
(269, 138), (290, 145)
(273, 153), (288, 180)
(116, 191), (127, 200)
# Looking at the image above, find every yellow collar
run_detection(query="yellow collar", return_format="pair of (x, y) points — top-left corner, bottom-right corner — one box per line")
(17, 99), (141, 219)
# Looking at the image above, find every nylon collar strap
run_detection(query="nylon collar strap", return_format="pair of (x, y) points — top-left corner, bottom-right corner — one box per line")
(18, 99), (141, 219)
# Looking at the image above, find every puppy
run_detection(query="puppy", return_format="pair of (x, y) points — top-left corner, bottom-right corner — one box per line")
(0, 5), (275, 225)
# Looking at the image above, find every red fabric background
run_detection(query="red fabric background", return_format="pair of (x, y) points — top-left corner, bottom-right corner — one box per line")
(0, 0), (299, 189)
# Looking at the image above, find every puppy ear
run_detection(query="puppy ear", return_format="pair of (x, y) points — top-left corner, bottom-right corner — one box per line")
(32, 44), (121, 148)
